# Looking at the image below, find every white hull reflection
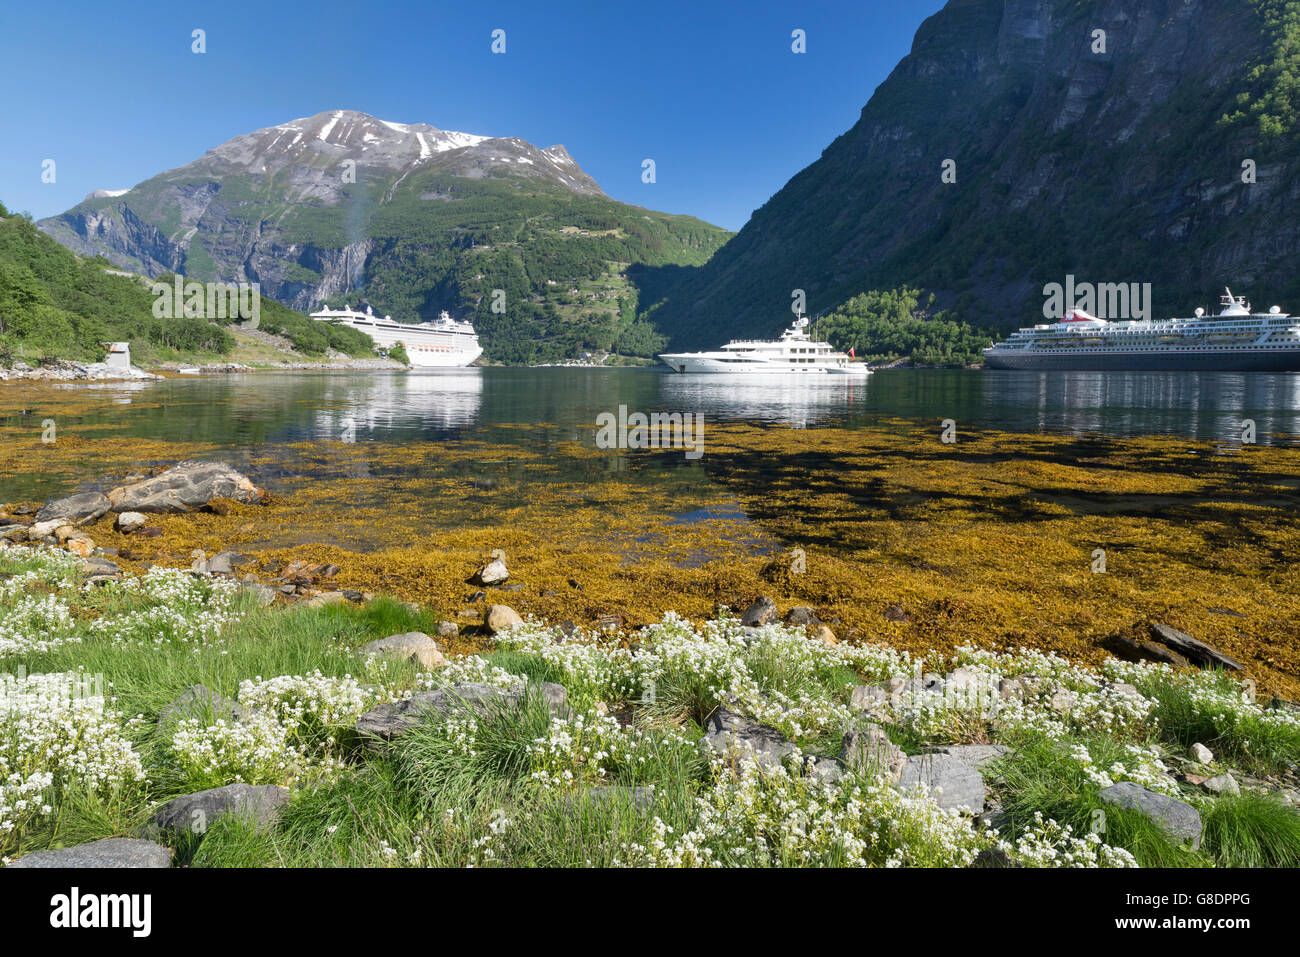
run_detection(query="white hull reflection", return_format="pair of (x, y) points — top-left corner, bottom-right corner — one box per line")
(659, 369), (869, 428)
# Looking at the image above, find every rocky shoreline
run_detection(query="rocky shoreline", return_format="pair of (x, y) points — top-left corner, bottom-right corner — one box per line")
(0, 356), (407, 383)
(0, 359), (159, 382)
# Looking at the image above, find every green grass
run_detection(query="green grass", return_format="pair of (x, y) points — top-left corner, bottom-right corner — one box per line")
(1201, 793), (1300, 867)
(1131, 672), (1300, 774)
(5, 545), (1299, 868)
(987, 733), (1207, 868)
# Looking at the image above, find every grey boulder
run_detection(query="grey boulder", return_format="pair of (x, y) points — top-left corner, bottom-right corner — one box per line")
(926, 743), (1010, 770)
(34, 490), (111, 526)
(358, 632), (445, 670)
(740, 596), (779, 627)
(146, 784), (289, 837)
(157, 684), (245, 732)
(1149, 623), (1244, 672)
(355, 680), (566, 741)
(895, 753), (986, 813)
(470, 557), (509, 586)
(106, 460), (267, 514)
(700, 708), (796, 769)
(841, 724), (907, 779)
(8, 837), (171, 868)
(1099, 781), (1203, 849)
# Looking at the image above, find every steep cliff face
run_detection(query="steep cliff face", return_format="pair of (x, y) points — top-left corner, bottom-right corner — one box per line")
(643, 0), (1300, 347)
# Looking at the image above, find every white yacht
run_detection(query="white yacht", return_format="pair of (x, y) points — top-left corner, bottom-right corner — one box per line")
(658, 316), (870, 375)
(310, 304), (482, 368)
(984, 288), (1300, 371)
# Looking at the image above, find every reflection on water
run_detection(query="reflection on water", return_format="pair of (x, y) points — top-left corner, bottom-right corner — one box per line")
(308, 370), (486, 442)
(7, 367), (1300, 476)
(660, 372), (870, 428)
(979, 370), (1300, 443)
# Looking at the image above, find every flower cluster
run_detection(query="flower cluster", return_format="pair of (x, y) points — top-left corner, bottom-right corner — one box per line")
(87, 569), (243, 647)
(169, 714), (305, 789)
(620, 756), (991, 868)
(0, 670), (144, 851)
(0, 593), (78, 657)
(1000, 813), (1139, 868)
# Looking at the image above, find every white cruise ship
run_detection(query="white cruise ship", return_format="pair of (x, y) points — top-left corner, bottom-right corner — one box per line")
(658, 316), (870, 375)
(984, 289), (1300, 371)
(310, 304), (483, 368)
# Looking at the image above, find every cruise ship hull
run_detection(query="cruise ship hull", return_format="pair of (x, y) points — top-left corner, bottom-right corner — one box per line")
(312, 311), (483, 368)
(984, 350), (1300, 372)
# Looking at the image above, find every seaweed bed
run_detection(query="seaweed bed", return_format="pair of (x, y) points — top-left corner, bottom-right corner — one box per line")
(2, 390), (1297, 698)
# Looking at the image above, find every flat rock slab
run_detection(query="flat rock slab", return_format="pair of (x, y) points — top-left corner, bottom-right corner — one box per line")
(35, 490), (111, 526)
(927, 744), (1010, 769)
(8, 837), (172, 868)
(1099, 781), (1202, 849)
(841, 724), (907, 779)
(107, 460), (266, 514)
(356, 681), (566, 742)
(146, 784), (289, 837)
(700, 708), (797, 769)
(895, 753), (986, 813)
(1149, 623), (1243, 672)
(1106, 633), (1191, 668)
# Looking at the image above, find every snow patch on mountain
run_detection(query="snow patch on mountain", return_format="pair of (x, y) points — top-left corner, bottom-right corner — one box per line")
(318, 111), (344, 142)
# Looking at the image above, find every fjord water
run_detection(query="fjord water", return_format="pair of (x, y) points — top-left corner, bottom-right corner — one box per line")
(3, 367), (1299, 502)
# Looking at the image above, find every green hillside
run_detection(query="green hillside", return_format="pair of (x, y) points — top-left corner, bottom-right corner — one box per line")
(0, 203), (373, 365)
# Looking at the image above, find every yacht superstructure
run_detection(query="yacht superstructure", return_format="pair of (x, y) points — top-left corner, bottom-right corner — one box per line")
(658, 316), (870, 375)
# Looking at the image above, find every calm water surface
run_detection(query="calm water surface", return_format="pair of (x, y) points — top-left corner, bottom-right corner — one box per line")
(3, 367), (1299, 503)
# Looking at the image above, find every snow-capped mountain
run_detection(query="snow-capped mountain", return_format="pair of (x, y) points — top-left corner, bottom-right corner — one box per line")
(36, 109), (729, 362)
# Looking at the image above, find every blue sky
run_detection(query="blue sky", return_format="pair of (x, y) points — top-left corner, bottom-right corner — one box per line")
(2, 0), (945, 231)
